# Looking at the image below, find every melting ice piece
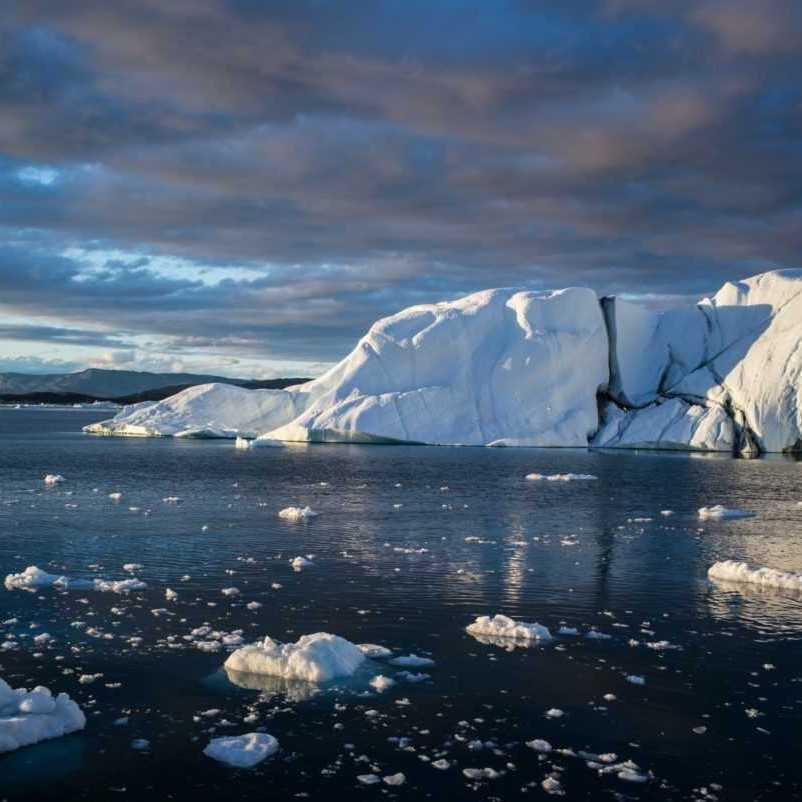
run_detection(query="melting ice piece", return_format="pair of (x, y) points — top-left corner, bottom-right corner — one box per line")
(369, 675), (396, 692)
(0, 679), (86, 753)
(224, 633), (365, 683)
(698, 505), (755, 520)
(4, 566), (146, 593)
(466, 614), (552, 643)
(389, 654), (435, 668)
(43, 474), (65, 486)
(708, 560), (802, 591)
(278, 506), (318, 521)
(290, 556), (313, 571)
(525, 473), (597, 482)
(203, 732), (279, 768)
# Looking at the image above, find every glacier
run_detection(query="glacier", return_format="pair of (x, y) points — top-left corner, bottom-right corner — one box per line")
(85, 269), (802, 455)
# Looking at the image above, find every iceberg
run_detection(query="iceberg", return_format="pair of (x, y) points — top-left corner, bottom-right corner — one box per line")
(466, 614), (552, 643)
(223, 632), (366, 683)
(0, 679), (86, 753)
(85, 270), (802, 454)
(708, 560), (802, 591)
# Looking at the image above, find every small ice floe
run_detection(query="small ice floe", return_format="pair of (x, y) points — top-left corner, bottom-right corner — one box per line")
(224, 632), (365, 682)
(585, 629), (612, 640)
(541, 776), (565, 796)
(395, 671), (430, 683)
(526, 738), (553, 753)
(698, 505), (755, 520)
(123, 563), (143, 573)
(708, 560), (802, 591)
(162, 496), (181, 503)
(278, 506), (318, 521)
(357, 774), (381, 785)
(165, 588), (178, 602)
(660, 510), (674, 516)
(466, 614), (552, 644)
(234, 437), (252, 450)
(0, 679), (85, 753)
(5, 566), (146, 593)
(246, 601), (262, 611)
(203, 732), (279, 768)
(526, 473), (597, 482)
(389, 654), (434, 668)
(109, 492), (123, 502)
(43, 474), (65, 486)
(625, 674), (646, 685)
(290, 556), (313, 571)
(131, 738), (150, 751)
(557, 626), (579, 636)
(544, 708), (564, 719)
(221, 587), (240, 597)
(358, 644), (393, 658)
(383, 773), (405, 786)
(369, 675), (396, 692)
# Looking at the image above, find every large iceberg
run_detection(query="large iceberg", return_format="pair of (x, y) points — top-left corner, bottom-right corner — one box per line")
(85, 270), (802, 454)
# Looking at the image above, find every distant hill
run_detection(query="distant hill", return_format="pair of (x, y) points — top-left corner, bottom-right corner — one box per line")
(0, 369), (311, 405)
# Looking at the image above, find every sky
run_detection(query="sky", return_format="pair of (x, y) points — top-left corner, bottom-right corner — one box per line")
(1, 0), (801, 378)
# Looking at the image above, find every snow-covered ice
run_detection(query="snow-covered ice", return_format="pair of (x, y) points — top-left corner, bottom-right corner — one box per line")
(224, 633), (366, 683)
(203, 732), (279, 768)
(43, 474), (65, 485)
(708, 560), (802, 591)
(0, 679), (86, 753)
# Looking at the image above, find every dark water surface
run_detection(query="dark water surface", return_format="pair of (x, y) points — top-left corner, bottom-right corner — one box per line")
(1, 409), (801, 801)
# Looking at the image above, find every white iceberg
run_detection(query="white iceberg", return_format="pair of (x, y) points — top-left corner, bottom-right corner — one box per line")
(203, 732), (279, 768)
(84, 270), (802, 454)
(5, 565), (146, 593)
(466, 614), (552, 643)
(0, 679), (86, 753)
(708, 560), (802, 591)
(223, 632), (366, 683)
(43, 474), (65, 485)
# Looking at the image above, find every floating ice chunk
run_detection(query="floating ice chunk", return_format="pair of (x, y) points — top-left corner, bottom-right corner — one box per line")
(526, 738), (552, 753)
(625, 674), (646, 685)
(389, 654), (435, 668)
(357, 774), (381, 785)
(4, 566), (146, 593)
(246, 601), (262, 610)
(432, 758), (450, 770)
(526, 473), (597, 482)
(43, 474), (65, 486)
(203, 732), (279, 768)
(395, 671), (430, 683)
(123, 563), (143, 572)
(234, 436), (252, 449)
(557, 626), (579, 636)
(109, 492), (123, 502)
(544, 708), (564, 719)
(290, 556), (313, 571)
(278, 506), (318, 521)
(131, 738), (150, 751)
(466, 614), (552, 643)
(221, 587), (240, 597)
(224, 632), (365, 683)
(369, 675), (396, 692)
(358, 644), (393, 658)
(660, 510), (674, 516)
(165, 588), (178, 602)
(585, 629), (612, 640)
(708, 560), (802, 591)
(542, 776), (565, 795)
(698, 505), (755, 520)
(383, 773), (406, 786)
(0, 679), (85, 753)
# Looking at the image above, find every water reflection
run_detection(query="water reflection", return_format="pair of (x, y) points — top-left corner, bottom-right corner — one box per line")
(223, 667), (322, 702)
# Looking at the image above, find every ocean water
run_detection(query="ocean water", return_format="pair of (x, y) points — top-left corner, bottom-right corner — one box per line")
(1, 408), (802, 801)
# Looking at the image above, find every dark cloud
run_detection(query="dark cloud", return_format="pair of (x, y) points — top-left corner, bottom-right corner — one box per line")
(0, 0), (800, 369)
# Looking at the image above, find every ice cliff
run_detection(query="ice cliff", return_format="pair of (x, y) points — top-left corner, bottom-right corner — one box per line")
(85, 270), (802, 455)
